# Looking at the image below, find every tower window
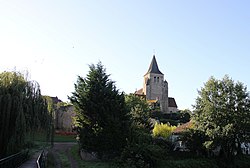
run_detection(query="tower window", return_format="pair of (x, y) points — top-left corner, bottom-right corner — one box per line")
(157, 77), (159, 83)
(154, 77), (156, 82)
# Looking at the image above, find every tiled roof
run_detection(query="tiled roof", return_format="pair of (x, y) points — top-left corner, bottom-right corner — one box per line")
(145, 55), (163, 75)
(135, 88), (144, 95)
(173, 121), (192, 134)
(147, 99), (158, 103)
(168, 97), (177, 107)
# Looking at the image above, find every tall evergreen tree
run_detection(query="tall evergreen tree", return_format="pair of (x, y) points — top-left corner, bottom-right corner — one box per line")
(69, 62), (129, 158)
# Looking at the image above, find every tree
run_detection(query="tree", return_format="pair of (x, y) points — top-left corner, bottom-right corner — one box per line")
(0, 71), (51, 158)
(181, 129), (208, 156)
(125, 94), (151, 130)
(193, 75), (250, 160)
(69, 62), (129, 158)
(122, 94), (166, 168)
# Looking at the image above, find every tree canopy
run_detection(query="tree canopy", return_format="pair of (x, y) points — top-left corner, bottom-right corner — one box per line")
(125, 94), (151, 130)
(0, 71), (51, 158)
(193, 75), (250, 159)
(69, 62), (129, 158)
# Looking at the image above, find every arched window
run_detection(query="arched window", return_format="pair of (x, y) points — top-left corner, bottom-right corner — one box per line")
(157, 77), (159, 83)
(154, 77), (156, 82)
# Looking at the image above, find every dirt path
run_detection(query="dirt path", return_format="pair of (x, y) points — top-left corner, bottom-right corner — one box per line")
(49, 142), (78, 168)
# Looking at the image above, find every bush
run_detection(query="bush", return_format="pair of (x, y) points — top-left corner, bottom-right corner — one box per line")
(158, 158), (219, 168)
(153, 137), (175, 152)
(153, 123), (176, 139)
(121, 144), (166, 168)
(120, 127), (167, 168)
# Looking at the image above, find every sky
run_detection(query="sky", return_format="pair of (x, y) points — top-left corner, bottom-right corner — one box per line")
(0, 0), (250, 110)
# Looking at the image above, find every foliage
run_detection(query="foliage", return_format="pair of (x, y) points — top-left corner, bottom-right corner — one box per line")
(125, 94), (151, 130)
(153, 137), (175, 152)
(121, 127), (166, 168)
(58, 151), (71, 167)
(181, 128), (208, 156)
(193, 75), (250, 160)
(234, 155), (250, 168)
(121, 94), (164, 167)
(150, 110), (191, 126)
(153, 123), (176, 139)
(69, 62), (129, 158)
(121, 144), (165, 168)
(157, 158), (219, 168)
(70, 144), (115, 168)
(42, 96), (57, 146)
(46, 151), (56, 168)
(0, 71), (51, 158)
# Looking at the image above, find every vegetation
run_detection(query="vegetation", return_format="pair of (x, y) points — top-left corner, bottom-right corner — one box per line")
(121, 94), (168, 168)
(193, 75), (250, 160)
(157, 158), (219, 168)
(53, 134), (76, 142)
(153, 123), (176, 139)
(0, 71), (52, 158)
(69, 62), (130, 158)
(125, 94), (151, 129)
(2, 65), (250, 168)
(70, 144), (114, 168)
(151, 109), (191, 126)
(58, 151), (71, 167)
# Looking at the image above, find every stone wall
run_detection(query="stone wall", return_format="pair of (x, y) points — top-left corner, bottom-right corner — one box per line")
(57, 105), (76, 131)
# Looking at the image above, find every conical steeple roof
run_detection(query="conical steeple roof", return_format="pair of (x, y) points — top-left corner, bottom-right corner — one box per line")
(145, 55), (163, 75)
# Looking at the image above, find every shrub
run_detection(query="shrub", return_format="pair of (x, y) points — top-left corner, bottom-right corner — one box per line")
(157, 158), (218, 168)
(153, 123), (176, 139)
(121, 127), (167, 168)
(121, 144), (166, 168)
(153, 137), (175, 152)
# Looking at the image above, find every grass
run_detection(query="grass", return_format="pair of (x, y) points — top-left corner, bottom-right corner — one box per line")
(58, 151), (71, 167)
(157, 158), (219, 168)
(47, 151), (55, 168)
(27, 131), (76, 143)
(70, 144), (116, 168)
(53, 134), (76, 142)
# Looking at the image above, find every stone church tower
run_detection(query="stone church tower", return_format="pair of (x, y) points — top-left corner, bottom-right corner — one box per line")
(143, 55), (169, 113)
(135, 55), (178, 113)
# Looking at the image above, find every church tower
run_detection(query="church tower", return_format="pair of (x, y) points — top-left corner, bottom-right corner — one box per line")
(143, 55), (169, 112)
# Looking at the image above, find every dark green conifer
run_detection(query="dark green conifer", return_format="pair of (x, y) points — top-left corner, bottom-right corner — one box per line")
(69, 62), (129, 158)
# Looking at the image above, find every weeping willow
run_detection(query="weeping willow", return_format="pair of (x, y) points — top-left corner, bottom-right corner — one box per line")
(0, 71), (52, 158)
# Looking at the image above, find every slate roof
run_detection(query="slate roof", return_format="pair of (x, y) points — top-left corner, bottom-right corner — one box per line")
(51, 96), (62, 104)
(168, 97), (177, 108)
(145, 55), (163, 75)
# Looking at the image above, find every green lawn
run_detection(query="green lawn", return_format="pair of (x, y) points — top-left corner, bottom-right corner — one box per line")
(27, 132), (77, 143)
(53, 134), (77, 142)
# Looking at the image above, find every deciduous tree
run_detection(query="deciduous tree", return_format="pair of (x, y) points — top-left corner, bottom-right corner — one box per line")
(193, 75), (250, 160)
(0, 71), (51, 158)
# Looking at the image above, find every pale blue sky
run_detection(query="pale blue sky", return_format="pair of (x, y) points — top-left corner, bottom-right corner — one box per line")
(0, 1), (250, 109)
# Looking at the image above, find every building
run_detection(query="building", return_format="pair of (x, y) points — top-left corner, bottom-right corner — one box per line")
(135, 55), (178, 113)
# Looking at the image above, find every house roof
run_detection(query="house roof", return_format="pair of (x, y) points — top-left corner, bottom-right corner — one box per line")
(51, 96), (62, 104)
(147, 99), (158, 103)
(145, 55), (163, 75)
(134, 88), (144, 95)
(168, 97), (177, 108)
(173, 121), (193, 134)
